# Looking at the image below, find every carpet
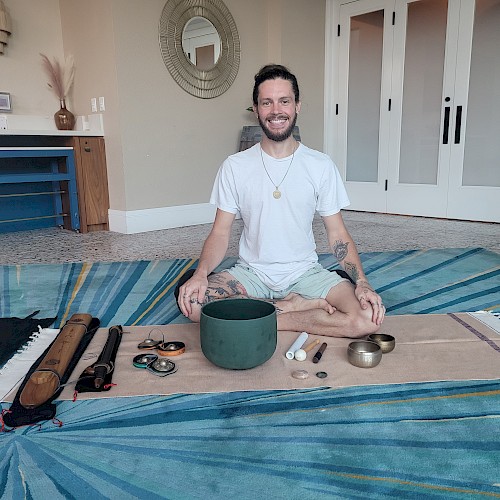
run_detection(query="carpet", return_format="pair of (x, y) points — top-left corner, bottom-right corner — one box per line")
(1, 247), (500, 499)
(2, 381), (500, 498)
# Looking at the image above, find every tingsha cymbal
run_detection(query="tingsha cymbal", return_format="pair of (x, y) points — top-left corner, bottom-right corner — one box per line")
(133, 353), (158, 369)
(137, 338), (162, 349)
(157, 341), (185, 356)
(147, 358), (177, 377)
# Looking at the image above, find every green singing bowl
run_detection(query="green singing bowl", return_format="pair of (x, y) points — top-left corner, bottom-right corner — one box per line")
(200, 299), (277, 370)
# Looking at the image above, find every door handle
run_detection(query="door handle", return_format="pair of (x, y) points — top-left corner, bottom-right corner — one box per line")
(454, 105), (462, 144)
(443, 106), (450, 144)
(84, 146), (91, 152)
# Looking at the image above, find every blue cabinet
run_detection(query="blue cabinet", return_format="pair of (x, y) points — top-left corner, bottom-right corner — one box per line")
(0, 147), (80, 232)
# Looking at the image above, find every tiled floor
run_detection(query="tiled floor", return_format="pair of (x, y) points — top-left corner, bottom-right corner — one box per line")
(0, 211), (498, 265)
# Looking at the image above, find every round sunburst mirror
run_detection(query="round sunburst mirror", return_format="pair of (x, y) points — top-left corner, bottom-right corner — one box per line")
(159, 0), (240, 99)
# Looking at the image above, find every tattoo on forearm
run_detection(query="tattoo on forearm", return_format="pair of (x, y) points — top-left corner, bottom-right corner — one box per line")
(356, 280), (374, 292)
(332, 240), (349, 262)
(344, 262), (359, 282)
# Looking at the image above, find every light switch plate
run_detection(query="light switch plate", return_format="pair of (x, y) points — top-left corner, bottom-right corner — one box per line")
(0, 115), (8, 129)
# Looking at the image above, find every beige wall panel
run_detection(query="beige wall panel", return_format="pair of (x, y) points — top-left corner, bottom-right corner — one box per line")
(111, 0), (269, 211)
(59, 0), (126, 211)
(1, 0), (64, 115)
(280, 0), (326, 152)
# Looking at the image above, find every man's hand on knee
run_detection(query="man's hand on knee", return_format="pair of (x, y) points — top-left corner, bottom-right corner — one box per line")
(177, 270), (248, 320)
(354, 280), (385, 326)
(178, 273), (208, 317)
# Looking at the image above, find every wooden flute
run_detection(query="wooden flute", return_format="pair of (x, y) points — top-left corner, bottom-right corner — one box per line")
(19, 313), (93, 409)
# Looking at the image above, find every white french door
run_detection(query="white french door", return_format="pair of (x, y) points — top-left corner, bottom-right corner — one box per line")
(446, 0), (500, 221)
(331, 0), (500, 222)
(387, 0), (453, 217)
(336, 0), (394, 212)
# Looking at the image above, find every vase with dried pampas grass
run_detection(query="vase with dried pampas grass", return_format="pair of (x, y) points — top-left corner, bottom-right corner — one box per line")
(40, 53), (76, 130)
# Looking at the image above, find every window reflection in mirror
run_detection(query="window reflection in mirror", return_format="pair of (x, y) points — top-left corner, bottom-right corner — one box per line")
(182, 17), (221, 70)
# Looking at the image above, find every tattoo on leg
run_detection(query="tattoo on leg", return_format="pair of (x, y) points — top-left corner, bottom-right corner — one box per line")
(207, 285), (240, 298)
(332, 240), (349, 262)
(205, 287), (222, 300)
(210, 275), (226, 285)
(206, 273), (247, 301)
(344, 262), (359, 282)
(227, 279), (242, 295)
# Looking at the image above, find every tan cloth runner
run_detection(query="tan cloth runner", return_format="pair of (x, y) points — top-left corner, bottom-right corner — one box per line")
(5, 313), (500, 402)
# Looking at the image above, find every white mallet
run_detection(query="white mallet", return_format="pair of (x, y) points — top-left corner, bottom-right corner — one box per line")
(294, 339), (320, 361)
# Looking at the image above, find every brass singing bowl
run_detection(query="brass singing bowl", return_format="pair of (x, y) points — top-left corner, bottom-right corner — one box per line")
(347, 340), (382, 368)
(367, 333), (396, 353)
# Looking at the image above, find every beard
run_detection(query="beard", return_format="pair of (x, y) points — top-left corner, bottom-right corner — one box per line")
(258, 112), (298, 142)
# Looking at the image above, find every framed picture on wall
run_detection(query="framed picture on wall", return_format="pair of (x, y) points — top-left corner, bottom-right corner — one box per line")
(0, 92), (12, 112)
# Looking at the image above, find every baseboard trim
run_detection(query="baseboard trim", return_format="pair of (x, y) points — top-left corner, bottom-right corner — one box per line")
(108, 203), (216, 234)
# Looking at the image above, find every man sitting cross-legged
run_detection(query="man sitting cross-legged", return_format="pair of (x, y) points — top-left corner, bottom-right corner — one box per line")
(177, 64), (385, 338)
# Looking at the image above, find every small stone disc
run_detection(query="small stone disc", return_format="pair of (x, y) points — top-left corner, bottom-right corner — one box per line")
(292, 369), (309, 380)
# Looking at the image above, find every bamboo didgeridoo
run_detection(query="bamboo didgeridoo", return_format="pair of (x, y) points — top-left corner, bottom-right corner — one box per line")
(19, 313), (93, 409)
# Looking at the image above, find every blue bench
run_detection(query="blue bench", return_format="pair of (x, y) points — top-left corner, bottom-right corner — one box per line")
(0, 147), (80, 231)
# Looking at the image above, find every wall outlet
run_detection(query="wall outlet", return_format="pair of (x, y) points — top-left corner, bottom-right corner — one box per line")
(0, 115), (7, 129)
(91, 97), (97, 113)
(99, 96), (105, 111)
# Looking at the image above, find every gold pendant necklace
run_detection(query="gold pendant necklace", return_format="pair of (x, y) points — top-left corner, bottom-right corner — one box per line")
(260, 143), (296, 199)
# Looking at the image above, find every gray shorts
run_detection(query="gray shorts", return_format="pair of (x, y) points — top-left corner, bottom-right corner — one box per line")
(224, 263), (348, 300)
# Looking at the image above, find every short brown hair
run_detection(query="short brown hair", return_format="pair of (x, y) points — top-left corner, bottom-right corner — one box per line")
(252, 64), (300, 106)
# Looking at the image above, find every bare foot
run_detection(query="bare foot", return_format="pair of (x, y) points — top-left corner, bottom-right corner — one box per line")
(276, 293), (335, 315)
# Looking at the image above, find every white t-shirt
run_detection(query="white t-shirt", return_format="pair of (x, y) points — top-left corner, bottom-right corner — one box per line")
(210, 143), (350, 290)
